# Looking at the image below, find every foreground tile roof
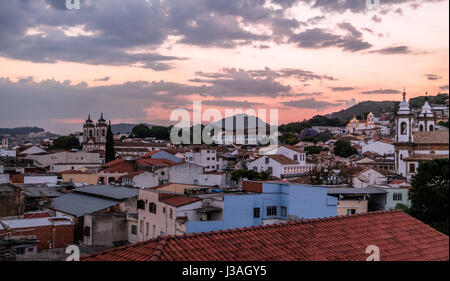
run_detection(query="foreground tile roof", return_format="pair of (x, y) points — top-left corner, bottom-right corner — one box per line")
(82, 210), (449, 261)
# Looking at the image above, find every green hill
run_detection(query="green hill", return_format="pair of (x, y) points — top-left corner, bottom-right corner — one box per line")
(0, 127), (45, 135)
(327, 93), (449, 121)
(327, 101), (397, 121)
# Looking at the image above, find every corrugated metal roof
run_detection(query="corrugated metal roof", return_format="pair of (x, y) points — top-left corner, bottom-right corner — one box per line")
(51, 193), (121, 217)
(326, 188), (386, 195)
(0, 216), (73, 229)
(74, 185), (139, 200)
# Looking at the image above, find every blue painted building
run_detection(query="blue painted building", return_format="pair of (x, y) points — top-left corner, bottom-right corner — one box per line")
(186, 181), (337, 233)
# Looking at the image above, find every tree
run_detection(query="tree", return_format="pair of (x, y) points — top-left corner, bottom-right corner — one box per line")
(53, 135), (80, 150)
(150, 126), (170, 140)
(409, 159), (449, 234)
(105, 123), (115, 163)
(279, 132), (298, 145)
(334, 140), (357, 158)
(132, 124), (151, 138)
(231, 169), (268, 182)
(305, 146), (325, 155)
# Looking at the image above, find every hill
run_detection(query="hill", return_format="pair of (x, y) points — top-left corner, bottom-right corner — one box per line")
(327, 101), (397, 121)
(0, 127), (45, 135)
(111, 123), (156, 134)
(327, 93), (449, 121)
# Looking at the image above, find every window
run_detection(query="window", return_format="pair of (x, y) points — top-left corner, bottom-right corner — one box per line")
(146, 223), (149, 236)
(347, 209), (356, 215)
(163, 207), (166, 213)
(267, 206), (277, 216)
(265, 157), (269, 164)
(83, 226), (91, 237)
(16, 247), (25, 255)
(400, 122), (407, 135)
(419, 124), (424, 131)
(429, 125), (434, 131)
(253, 208), (260, 218)
(137, 200), (145, 210)
(161, 171), (165, 176)
(293, 155), (298, 161)
(281, 206), (287, 217)
(409, 163), (416, 173)
(169, 209), (173, 219)
(160, 231), (165, 236)
(140, 220), (144, 233)
(131, 225), (137, 235)
(393, 193), (403, 201)
(149, 202), (157, 214)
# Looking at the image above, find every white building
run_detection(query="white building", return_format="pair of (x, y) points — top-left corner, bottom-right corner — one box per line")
(185, 147), (220, 172)
(121, 171), (160, 189)
(352, 168), (389, 188)
(394, 91), (449, 180)
(362, 141), (394, 156)
(26, 151), (102, 170)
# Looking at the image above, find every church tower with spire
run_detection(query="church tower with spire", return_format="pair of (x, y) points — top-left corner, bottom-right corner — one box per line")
(82, 113), (108, 152)
(417, 93), (435, 132)
(394, 89), (414, 177)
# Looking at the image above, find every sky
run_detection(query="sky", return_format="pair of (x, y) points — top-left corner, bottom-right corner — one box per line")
(0, 0), (448, 134)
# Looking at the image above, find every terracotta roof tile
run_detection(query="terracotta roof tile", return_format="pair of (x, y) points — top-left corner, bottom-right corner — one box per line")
(159, 194), (201, 207)
(267, 154), (298, 165)
(414, 131), (449, 144)
(82, 210), (449, 261)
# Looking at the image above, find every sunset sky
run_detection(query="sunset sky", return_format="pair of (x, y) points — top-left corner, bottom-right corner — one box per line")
(0, 0), (448, 134)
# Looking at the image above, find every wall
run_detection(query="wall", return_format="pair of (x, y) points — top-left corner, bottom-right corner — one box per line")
(337, 199), (368, 216)
(384, 188), (410, 209)
(24, 176), (58, 184)
(62, 173), (99, 185)
(0, 185), (25, 218)
(186, 183), (337, 233)
(2, 224), (73, 251)
(83, 214), (128, 247)
(168, 163), (204, 184)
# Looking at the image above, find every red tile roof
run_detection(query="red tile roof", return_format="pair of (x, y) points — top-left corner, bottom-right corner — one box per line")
(136, 158), (177, 167)
(120, 171), (146, 179)
(158, 194), (201, 207)
(81, 210), (449, 261)
(267, 154), (298, 165)
(101, 160), (135, 173)
(141, 150), (161, 158)
(102, 158), (125, 168)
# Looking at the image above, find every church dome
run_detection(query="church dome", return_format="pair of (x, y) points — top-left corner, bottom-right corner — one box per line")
(419, 93), (433, 117)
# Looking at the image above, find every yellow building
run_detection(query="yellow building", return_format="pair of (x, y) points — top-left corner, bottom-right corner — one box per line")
(60, 170), (99, 185)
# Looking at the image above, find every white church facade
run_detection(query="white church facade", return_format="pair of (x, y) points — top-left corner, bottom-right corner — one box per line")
(394, 91), (449, 181)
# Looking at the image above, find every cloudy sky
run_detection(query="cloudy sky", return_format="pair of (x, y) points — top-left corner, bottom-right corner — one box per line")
(0, 0), (448, 134)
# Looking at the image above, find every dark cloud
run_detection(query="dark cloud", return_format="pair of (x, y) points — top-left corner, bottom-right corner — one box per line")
(424, 74), (442, 81)
(369, 46), (411, 54)
(281, 98), (342, 109)
(371, 15), (382, 23)
(290, 27), (372, 52)
(330, 87), (355, 92)
(94, 76), (110, 82)
(202, 100), (263, 107)
(297, 0), (442, 14)
(360, 89), (401, 95)
(439, 85), (449, 91)
(279, 92), (323, 97)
